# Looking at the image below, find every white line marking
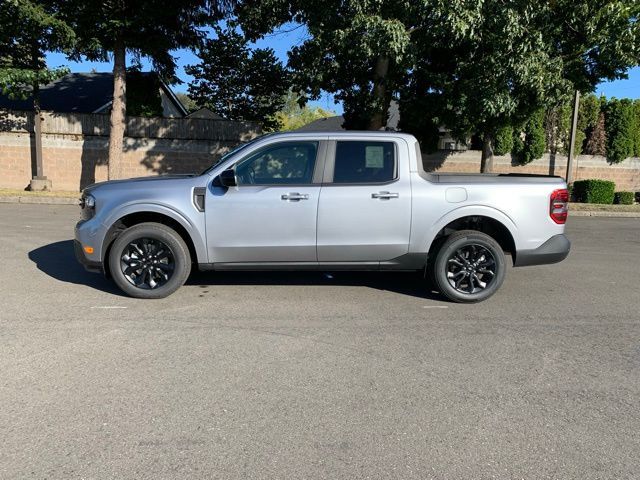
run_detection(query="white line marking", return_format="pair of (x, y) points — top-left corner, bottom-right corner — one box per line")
(423, 305), (449, 309)
(90, 306), (128, 309)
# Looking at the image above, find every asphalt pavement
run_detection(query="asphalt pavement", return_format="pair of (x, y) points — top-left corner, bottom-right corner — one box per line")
(0, 204), (639, 479)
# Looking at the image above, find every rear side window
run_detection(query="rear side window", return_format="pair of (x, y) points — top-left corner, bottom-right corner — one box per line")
(333, 141), (396, 184)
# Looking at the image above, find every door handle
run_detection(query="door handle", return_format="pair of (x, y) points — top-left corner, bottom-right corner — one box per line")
(281, 192), (309, 201)
(372, 191), (399, 200)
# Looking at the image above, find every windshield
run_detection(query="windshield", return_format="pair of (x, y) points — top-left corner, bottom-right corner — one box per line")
(200, 134), (268, 175)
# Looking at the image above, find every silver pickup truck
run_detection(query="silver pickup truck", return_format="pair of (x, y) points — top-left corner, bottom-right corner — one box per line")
(75, 131), (570, 303)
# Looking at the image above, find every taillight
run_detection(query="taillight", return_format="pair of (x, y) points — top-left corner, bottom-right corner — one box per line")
(550, 189), (569, 224)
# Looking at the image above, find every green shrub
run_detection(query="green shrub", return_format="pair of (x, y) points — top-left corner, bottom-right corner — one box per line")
(512, 110), (546, 164)
(604, 99), (635, 163)
(614, 191), (635, 205)
(493, 125), (514, 156)
(572, 179), (616, 204)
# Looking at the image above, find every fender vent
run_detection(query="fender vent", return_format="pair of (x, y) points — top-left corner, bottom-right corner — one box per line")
(193, 187), (206, 212)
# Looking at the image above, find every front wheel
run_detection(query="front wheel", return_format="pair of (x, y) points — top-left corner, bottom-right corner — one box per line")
(109, 222), (191, 299)
(432, 230), (506, 303)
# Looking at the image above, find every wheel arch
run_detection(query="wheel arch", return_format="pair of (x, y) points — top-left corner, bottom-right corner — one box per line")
(101, 205), (204, 277)
(425, 208), (518, 266)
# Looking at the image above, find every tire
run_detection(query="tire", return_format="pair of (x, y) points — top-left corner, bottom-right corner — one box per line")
(108, 222), (191, 299)
(431, 230), (506, 303)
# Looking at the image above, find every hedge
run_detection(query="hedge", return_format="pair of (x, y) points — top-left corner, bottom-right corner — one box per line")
(572, 179), (616, 204)
(614, 191), (635, 205)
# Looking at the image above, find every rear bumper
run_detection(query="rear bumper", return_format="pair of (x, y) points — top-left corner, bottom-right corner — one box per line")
(514, 234), (570, 267)
(74, 239), (103, 273)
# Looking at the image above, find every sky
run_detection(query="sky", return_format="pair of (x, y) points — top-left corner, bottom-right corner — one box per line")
(45, 24), (640, 115)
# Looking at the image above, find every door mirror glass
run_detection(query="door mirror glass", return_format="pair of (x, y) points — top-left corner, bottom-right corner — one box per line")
(219, 168), (237, 187)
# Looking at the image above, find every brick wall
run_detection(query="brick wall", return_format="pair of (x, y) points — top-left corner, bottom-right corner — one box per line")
(423, 151), (640, 192)
(0, 110), (260, 192)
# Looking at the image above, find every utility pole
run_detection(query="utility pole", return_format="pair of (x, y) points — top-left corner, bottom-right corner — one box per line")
(566, 90), (580, 185)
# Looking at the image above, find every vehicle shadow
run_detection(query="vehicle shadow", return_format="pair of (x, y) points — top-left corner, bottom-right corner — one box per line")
(187, 270), (445, 301)
(28, 240), (124, 296)
(28, 240), (444, 301)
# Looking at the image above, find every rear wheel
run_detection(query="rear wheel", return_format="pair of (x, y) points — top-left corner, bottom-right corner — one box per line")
(109, 222), (191, 299)
(432, 230), (506, 303)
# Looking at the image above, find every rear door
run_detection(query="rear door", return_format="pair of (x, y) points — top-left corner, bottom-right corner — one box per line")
(206, 139), (327, 263)
(317, 138), (412, 262)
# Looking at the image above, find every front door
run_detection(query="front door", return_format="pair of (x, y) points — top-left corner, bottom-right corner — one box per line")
(317, 139), (412, 262)
(205, 140), (324, 264)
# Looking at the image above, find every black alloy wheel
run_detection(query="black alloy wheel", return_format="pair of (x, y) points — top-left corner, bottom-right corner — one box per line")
(432, 230), (506, 303)
(109, 222), (191, 299)
(120, 237), (175, 290)
(445, 244), (497, 294)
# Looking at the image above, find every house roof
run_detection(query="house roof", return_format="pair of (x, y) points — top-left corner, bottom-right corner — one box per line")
(0, 72), (187, 116)
(296, 115), (346, 131)
(296, 100), (399, 131)
(186, 107), (223, 119)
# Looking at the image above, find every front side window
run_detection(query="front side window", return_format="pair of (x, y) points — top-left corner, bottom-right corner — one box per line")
(235, 142), (318, 185)
(332, 141), (396, 184)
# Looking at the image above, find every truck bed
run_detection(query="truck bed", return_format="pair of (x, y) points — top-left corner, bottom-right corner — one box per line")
(425, 172), (564, 184)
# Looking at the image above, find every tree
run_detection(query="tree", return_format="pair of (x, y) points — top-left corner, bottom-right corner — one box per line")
(604, 98), (635, 163)
(0, 0), (74, 186)
(411, 0), (640, 172)
(512, 110), (546, 165)
(236, 0), (430, 130)
(633, 100), (640, 157)
(493, 126), (514, 157)
(186, 27), (290, 130)
(273, 90), (334, 131)
(236, 1), (639, 168)
(584, 111), (607, 156)
(175, 93), (199, 114)
(61, 0), (231, 180)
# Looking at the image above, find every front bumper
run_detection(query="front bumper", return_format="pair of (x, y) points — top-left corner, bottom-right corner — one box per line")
(514, 234), (571, 267)
(74, 239), (103, 272)
(75, 219), (104, 273)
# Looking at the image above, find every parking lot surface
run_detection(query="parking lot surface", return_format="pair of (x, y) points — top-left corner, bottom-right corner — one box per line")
(1, 204), (639, 479)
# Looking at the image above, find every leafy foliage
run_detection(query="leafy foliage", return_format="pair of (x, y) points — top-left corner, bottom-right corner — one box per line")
(237, 0), (426, 129)
(512, 111), (546, 165)
(572, 179), (616, 204)
(493, 126), (514, 156)
(604, 98), (635, 163)
(0, 0), (75, 102)
(175, 93), (200, 114)
(274, 91), (334, 131)
(61, 0), (229, 80)
(125, 71), (163, 117)
(584, 112), (607, 156)
(237, 0), (639, 171)
(186, 27), (290, 130)
(614, 191), (635, 205)
(633, 100), (640, 157)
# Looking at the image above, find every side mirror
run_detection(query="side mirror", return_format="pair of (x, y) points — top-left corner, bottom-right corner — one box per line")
(219, 168), (237, 187)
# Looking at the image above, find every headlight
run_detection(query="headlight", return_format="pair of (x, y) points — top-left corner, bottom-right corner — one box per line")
(84, 194), (96, 208)
(79, 194), (96, 220)
(79, 194), (95, 209)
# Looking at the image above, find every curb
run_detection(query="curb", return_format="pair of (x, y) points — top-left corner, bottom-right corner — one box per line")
(0, 195), (78, 205)
(570, 210), (640, 218)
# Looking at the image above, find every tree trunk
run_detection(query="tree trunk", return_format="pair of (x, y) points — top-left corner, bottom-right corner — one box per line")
(31, 44), (44, 180)
(480, 132), (494, 173)
(108, 35), (126, 180)
(31, 81), (45, 180)
(368, 55), (390, 130)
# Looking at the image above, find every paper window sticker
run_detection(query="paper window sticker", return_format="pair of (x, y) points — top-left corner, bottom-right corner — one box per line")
(365, 146), (384, 168)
